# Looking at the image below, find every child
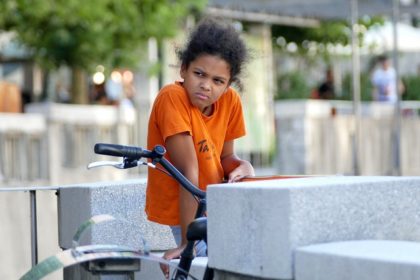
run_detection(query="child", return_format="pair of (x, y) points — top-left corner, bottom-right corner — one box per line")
(145, 18), (255, 278)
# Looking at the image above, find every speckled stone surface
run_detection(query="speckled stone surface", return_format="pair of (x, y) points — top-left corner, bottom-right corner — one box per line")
(207, 176), (420, 280)
(58, 179), (176, 251)
(295, 240), (420, 280)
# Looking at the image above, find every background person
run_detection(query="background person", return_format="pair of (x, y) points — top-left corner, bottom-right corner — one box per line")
(317, 67), (335, 99)
(371, 55), (404, 103)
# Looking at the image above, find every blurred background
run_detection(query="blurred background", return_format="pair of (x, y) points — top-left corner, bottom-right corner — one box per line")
(1, 0), (420, 278)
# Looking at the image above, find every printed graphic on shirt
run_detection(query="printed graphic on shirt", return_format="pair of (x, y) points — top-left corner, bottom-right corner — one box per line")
(197, 139), (217, 160)
(198, 139), (209, 153)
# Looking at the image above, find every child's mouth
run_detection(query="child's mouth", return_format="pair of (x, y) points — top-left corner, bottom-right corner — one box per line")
(196, 93), (208, 100)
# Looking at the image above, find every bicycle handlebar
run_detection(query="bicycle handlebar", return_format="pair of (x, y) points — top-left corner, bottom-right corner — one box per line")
(95, 143), (154, 159)
(93, 143), (206, 199)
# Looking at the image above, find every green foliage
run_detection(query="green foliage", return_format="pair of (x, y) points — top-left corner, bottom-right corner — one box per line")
(402, 76), (420, 100)
(272, 16), (384, 58)
(273, 21), (349, 46)
(0, 0), (206, 72)
(275, 71), (311, 100)
(340, 72), (373, 101)
(271, 17), (386, 101)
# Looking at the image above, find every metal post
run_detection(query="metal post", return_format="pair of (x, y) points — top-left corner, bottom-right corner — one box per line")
(392, 0), (402, 176)
(30, 190), (38, 266)
(351, 0), (361, 175)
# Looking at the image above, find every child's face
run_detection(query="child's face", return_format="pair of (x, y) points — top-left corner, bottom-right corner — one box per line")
(180, 54), (231, 114)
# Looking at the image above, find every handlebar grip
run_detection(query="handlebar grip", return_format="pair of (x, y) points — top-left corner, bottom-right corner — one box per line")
(94, 143), (149, 158)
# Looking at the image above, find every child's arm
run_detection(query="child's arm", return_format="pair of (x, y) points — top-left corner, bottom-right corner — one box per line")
(165, 132), (199, 245)
(159, 132), (199, 278)
(221, 140), (255, 182)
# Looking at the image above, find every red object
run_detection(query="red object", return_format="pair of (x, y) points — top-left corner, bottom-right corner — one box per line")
(239, 175), (316, 182)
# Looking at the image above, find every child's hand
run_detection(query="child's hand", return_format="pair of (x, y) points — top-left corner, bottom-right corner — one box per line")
(160, 245), (186, 279)
(227, 160), (255, 182)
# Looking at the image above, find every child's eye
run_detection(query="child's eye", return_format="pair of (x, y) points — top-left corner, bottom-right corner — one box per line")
(214, 79), (224, 85)
(194, 71), (204, 77)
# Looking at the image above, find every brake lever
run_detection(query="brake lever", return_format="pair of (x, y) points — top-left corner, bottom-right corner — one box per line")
(87, 161), (125, 169)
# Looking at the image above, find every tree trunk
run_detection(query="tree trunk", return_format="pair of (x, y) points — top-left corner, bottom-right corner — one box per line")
(40, 69), (50, 102)
(71, 67), (88, 104)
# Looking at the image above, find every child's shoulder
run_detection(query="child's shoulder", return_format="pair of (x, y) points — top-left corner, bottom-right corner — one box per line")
(221, 87), (242, 103)
(159, 82), (185, 95)
(154, 82), (190, 108)
(156, 82), (186, 99)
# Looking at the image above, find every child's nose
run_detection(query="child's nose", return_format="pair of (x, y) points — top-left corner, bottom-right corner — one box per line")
(200, 80), (210, 91)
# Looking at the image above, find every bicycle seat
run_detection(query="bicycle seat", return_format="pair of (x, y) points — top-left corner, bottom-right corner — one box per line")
(186, 217), (207, 243)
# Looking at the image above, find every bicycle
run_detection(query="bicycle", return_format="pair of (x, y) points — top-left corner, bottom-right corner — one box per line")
(20, 143), (212, 280)
(91, 142), (213, 280)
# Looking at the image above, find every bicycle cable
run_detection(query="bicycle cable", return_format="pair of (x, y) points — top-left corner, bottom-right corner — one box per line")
(142, 161), (201, 204)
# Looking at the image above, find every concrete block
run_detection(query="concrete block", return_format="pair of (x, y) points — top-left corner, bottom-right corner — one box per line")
(207, 176), (420, 279)
(295, 240), (420, 280)
(58, 179), (175, 251)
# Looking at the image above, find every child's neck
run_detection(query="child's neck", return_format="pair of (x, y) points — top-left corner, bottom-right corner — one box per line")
(202, 105), (213, 116)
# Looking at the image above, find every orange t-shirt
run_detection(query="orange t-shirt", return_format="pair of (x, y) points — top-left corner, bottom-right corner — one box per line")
(145, 82), (246, 225)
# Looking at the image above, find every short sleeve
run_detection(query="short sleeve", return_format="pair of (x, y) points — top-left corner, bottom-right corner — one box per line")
(154, 86), (193, 141)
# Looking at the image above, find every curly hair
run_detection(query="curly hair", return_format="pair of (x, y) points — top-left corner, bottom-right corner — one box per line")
(177, 18), (248, 87)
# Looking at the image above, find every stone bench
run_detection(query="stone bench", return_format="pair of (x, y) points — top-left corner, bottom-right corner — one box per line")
(58, 178), (175, 251)
(58, 179), (207, 279)
(206, 176), (420, 280)
(295, 240), (420, 280)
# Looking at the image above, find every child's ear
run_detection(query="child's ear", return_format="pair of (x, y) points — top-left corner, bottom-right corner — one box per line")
(226, 80), (232, 90)
(180, 64), (187, 79)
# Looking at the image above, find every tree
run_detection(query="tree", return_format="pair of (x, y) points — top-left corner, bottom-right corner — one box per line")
(271, 17), (385, 100)
(272, 17), (384, 57)
(0, 0), (206, 103)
